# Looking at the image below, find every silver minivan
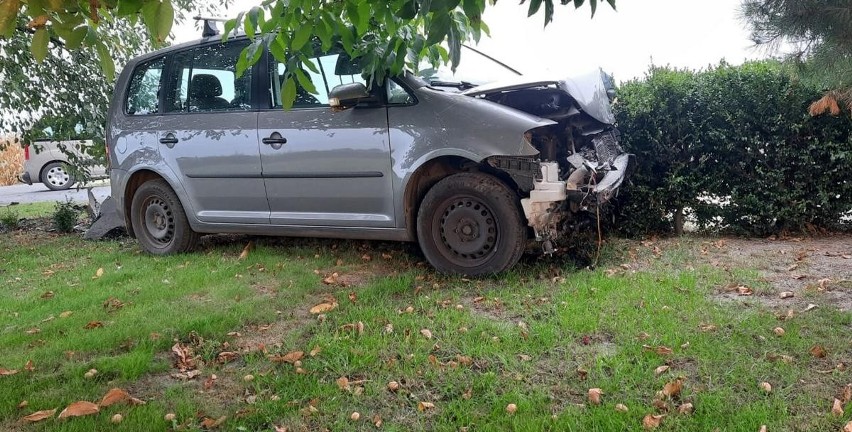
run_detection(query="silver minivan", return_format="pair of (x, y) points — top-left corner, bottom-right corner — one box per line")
(20, 139), (108, 190)
(107, 33), (632, 276)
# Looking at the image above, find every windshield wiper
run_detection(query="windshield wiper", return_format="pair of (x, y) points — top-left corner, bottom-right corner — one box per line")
(429, 80), (477, 90)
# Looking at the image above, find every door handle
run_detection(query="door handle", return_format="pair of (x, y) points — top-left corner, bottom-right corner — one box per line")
(262, 132), (287, 150)
(262, 134), (287, 146)
(159, 133), (178, 147)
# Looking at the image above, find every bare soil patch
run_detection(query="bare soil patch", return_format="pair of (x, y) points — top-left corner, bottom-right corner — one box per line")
(706, 235), (852, 311)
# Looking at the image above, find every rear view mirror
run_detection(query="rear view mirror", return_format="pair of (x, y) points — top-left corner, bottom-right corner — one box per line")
(329, 83), (370, 108)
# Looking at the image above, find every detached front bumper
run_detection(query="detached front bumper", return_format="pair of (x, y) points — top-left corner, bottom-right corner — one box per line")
(19, 172), (32, 185)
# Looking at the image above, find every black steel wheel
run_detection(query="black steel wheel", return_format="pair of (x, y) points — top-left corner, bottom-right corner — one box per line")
(417, 173), (526, 276)
(130, 179), (199, 255)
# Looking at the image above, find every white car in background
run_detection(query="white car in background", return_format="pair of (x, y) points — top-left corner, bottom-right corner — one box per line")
(19, 139), (107, 190)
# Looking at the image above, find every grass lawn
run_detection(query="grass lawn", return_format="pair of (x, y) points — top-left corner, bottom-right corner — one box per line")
(0, 206), (850, 431)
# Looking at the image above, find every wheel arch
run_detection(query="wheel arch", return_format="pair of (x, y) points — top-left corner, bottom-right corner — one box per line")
(122, 169), (188, 238)
(402, 155), (522, 242)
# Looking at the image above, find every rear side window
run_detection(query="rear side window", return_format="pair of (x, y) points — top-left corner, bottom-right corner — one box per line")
(125, 57), (165, 115)
(164, 42), (252, 113)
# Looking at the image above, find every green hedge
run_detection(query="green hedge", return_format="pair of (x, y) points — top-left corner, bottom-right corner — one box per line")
(611, 61), (852, 236)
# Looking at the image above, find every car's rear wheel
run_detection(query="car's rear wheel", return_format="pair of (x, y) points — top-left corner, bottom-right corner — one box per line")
(416, 173), (526, 276)
(41, 161), (75, 191)
(130, 179), (199, 255)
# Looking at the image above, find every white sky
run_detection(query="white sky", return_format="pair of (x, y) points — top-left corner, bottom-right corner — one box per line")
(173, 0), (768, 83)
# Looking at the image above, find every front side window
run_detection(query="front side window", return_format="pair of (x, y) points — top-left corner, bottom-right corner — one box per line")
(165, 42), (252, 113)
(269, 52), (366, 108)
(126, 57), (165, 115)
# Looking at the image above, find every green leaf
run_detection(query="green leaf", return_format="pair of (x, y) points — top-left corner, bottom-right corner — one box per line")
(96, 42), (115, 81)
(589, 0), (597, 16)
(140, 0), (173, 44)
(356, 1), (371, 34)
(0, 0), (20, 38)
(64, 26), (88, 49)
(223, 15), (240, 39)
(339, 23), (354, 53)
(116, 0), (143, 16)
(31, 28), (49, 62)
(281, 76), (297, 109)
(294, 69), (317, 94)
(606, 0), (616, 10)
(426, 11), (451, 45)
(291, 23), (312, 51)
(397, 0), (417, 19)
(544, 0), (554, 25)
(527, 0), (542, 17)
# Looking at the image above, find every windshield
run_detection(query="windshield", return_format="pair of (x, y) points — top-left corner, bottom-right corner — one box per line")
(412, 45), (521, 89)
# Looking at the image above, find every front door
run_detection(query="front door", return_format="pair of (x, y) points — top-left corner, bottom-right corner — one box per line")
(157, 40), (268, 225)
(257, 51), (394, 227)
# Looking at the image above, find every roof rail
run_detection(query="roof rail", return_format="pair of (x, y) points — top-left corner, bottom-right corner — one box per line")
(193, 16), (228, 37)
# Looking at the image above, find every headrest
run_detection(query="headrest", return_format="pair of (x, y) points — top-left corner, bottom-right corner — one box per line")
(334, 53), (362, 76)
(191, 74), (223, 98)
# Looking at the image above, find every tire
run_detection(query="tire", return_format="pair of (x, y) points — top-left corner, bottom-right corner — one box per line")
(416, 172), (527, 276)
(130, 179), (199, 255)
(41, 161), (75, 191)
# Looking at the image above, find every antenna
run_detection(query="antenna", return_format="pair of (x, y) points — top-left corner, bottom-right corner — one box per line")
(193, 16), (227, 37)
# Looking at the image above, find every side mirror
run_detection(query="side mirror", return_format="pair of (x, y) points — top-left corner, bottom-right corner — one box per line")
(329, 83), (370, 108)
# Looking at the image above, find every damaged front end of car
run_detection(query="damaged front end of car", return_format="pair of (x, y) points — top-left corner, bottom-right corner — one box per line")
(467, 70), (635, 259)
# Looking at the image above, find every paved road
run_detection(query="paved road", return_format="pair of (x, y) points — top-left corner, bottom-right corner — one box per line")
(0, 180), (111, 206)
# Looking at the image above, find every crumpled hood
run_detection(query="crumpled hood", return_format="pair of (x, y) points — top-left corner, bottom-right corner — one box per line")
(461, 69), (615, 125)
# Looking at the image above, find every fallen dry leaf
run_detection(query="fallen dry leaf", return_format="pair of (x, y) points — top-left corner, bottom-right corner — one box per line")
(779, 291), (794, 299)
(810, 345), (827, 358)
(760, 382), (772, 394)
(737, 285), (754, 296)
(270, 351), (303, 364)
(417, 401), (435, 411)
(200, 416), (227, 429)
(17, 400), (28, 409)
(59, 310), (73, 318)
(171, 343), (196, 371)
(21, 409), (56, 423)
(93, 268), (104, 279)
(336, 376), (350, 391)
(818, 278), (832, 290)
(83, 321), (103, 329)
(309, 345), (321, 357)
(678, 402), (693, 414)
(643, 345), (674, 356)
(759, 425), (767, 432)
(23, 360), (34, 372)
(58, 401), (99, 419)
(111, 413), (123, 424)
(588, 388), (603, 405)
(372, 414), (383, 427)
(238, 241), (253, 260)
(506, 403), (517, 414)
(350, 411), (361, 421)
(348, 291), (357, 303)
(832, 398), (844, 417)
(662, 379), (683, 398)
(804, 303), (818, 312)
(843, 384), (852, 403)
(698, 324), (717, 332)
(654, 365), (670, 376)
(457, 355), (473, 366)
(773, 327), (785, 336)
(40, 291), (55, 299)
(309, 302), (337, 314)
(844, 421), (852, 432)
(322, 273), (339, 285)
(420, 329), (433, 339)
(99, 388), (145, 407)
(387, 381), (399, 392)
(642, 414), (664, 429)
(615, 403), (629, 412)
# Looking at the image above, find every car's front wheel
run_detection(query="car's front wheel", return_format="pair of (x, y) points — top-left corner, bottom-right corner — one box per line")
(41, 161), (75, 191)
(130, 179), (199, 255)
(417, 173), (527, 276)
